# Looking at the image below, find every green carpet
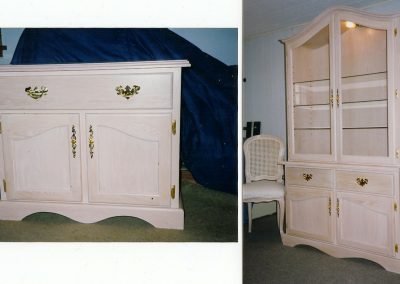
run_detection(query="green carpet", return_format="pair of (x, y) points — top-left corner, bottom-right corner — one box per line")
(0, 180), (237, 242)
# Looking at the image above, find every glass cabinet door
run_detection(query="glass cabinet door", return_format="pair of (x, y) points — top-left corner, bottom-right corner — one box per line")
(291, 25), (334, 158)
(339, 20), (389, 159)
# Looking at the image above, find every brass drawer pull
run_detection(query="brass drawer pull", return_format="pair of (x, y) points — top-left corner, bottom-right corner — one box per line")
(328, 197), (331, 216)
(303, 173), (312, 181)
(88, 125), (94, 158)
(356, 177), (368, 187)
(115, 85), (140, 100)
(71, 125), (77, 158)
(337, 198), (340, 217)
(25, 86), (48, 100)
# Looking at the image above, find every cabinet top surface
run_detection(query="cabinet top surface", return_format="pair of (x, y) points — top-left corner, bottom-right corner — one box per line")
(0, 60), (191, 73)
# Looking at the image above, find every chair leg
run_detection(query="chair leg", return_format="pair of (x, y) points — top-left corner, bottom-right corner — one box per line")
(248, 202), (253, 233)
(278, 199), (284, 235)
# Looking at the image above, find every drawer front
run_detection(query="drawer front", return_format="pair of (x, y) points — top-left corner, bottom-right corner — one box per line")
(286, 167), (333, 188)
(336, 170), (394, 195)
(0, 72), (173, 110)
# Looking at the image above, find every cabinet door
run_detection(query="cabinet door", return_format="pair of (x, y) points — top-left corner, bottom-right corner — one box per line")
(288, 21), (336, 161)
(286, 188), (333, 242)
(337, 15), (393, 163)
(86, 114), (171, 207)
(1, 114), (82, 201)
(336, 192), (394, 256)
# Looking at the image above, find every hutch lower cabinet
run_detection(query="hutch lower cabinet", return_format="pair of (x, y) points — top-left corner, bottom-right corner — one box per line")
(0, 60), (190, 230)
(282, 7), (400, 273)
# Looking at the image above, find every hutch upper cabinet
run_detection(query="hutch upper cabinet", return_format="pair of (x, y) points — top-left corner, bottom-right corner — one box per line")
(283, 7), (400, 273)
(0, 60), (190, 230)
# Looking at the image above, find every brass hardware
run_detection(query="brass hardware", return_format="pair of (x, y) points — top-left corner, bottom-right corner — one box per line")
(2, 179), (6, 193)
(25, 86), (48, 100)
(396, 149), (400, 159)
(171, 185), (176, 199)
(172, 120), (176, 135)
(0, 121), (2, 134)
(329, 90), (334, 108)
(88, 125), (94, 159)
(396, 89), (399, 98)
(303, 173), (312, 181)
(395, 28), (398, 37)
(336, 89), (340, 106)
(115, 85), (140, 100)
(328, 197), (331, 216)
(395, 202), (398, 212)
(71, 125), (77, 158)
(337, 198), (340, 217)
(356, 177), (368, 187)
(396, 244), (399, 253)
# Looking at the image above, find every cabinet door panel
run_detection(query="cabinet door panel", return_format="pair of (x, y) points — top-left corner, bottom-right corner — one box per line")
(336, 192), (394, 256)
(2, 114), (81, 201)
(87, 114), (171, 207)
(286, 188), (333, 242)
(339, 18), (391, 161)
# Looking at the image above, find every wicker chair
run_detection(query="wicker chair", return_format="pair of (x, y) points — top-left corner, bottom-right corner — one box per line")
(243, 135), (285, 233)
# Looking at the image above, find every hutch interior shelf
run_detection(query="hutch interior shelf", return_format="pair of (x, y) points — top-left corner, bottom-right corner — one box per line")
(282, 6), (400, 273)
(0, 60), (190, 230)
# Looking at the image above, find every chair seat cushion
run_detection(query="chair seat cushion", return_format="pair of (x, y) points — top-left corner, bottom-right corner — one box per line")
(243, 180), (284, 202)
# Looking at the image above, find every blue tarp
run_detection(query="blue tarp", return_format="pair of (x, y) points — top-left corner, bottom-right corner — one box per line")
(11, 28), (238, 194)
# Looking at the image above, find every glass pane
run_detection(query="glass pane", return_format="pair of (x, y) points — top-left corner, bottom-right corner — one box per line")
(340, 21), (388, 157)
(292, 25), (331, 155)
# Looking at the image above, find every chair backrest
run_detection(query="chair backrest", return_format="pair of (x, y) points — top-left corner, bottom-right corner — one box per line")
(243, 135), (284, 183)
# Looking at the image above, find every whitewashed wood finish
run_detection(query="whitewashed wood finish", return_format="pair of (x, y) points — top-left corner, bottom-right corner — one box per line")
(336, 192), (394, 256)
(285, 167), (333, 189)
(0, 199), (184, 229)
(341, 72), (387, 103)
(293, 129), (331, 155)
(0, 72), (173, 110)
(286, 188), (333, 242)
(340, 21), (387, 77)
(86, 114), (171, 206)
(292, 25), (330, 83)
(282, 234), (400, 274)
(342, 128), (388, 157)
(283, 7), (400, 272)
(2, 114), (82, 202)
(336, 170), (394, 195)
(0, 60), (189, 230)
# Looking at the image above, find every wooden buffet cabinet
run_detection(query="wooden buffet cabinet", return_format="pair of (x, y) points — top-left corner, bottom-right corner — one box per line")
(0, 60), (190, 230)
(282, 7), (400, 272)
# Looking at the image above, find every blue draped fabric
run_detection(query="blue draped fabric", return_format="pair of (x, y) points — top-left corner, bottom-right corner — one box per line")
(11, 28), (238, 194)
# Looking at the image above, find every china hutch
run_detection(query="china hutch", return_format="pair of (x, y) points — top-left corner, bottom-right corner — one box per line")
(283, 6), (400, 272)
(0, 60), (190, 229)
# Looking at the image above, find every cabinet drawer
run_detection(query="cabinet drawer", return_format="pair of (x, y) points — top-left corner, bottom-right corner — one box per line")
(286, 167), (333, 188)
(336, 170), (394, 195)
(0, 72), (173, 110)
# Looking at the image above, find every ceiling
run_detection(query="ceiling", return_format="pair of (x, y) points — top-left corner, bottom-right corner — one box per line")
(243, 0), (389, 38)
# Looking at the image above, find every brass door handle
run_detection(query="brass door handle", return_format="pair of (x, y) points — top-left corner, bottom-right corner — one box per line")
(71, 125), (77, 158)
(25, 86), (48, 100)
(356, 177), (368, 187)
(337, 198), (340, 217)
(115, 85), (140, 100)
(303, 173), (312, 181)
(328, 197), (331, 216)
(88, 125), (94, 158)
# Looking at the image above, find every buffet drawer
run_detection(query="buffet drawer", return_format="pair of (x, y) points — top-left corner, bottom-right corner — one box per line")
(336, 170), (394, 196)
(0, 71), (173, 110)
(285, 167), (333, 189)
